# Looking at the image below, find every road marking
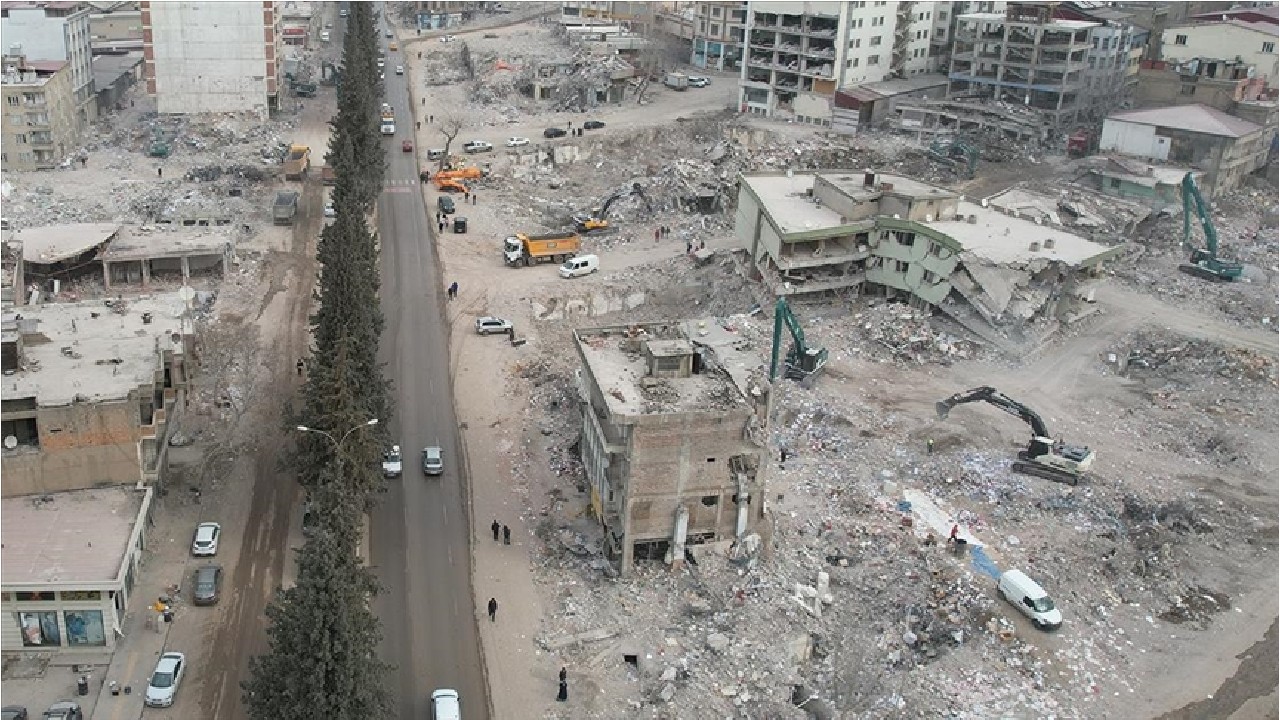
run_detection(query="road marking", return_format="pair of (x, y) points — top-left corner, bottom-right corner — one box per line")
(383, 186), (413, 194)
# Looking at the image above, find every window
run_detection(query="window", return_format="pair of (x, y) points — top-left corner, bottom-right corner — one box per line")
(655, 356), (682, 372)
(15, 591), (55, 601)
(710, 23), (719, 35)
(895, 231), (915, 246)
(14, 133), (26, 144)
(701, 496), (719, 507)
(1174, 34), (1187, 46)
(711, 6), (721, 17)
(1109, 178), (1121, 189)
(15, 611), (61, 646)
(1265, 42), (1276, 54)
(1180, 83), (1196, 95)
(8, 114), (21, 126)
(939, 11), (947, 20)
(922, 270), (938, 284)
(894, 260), (909, 273)
(870, 35), (881, 46)
(5, 96), (17, 107)
(848, 57), (860, 67)
(64, 610), (106, 646)
(62, 590), (102, 601)
(868, 54), (880, 66)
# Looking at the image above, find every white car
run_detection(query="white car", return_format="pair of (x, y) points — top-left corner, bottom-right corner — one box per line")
(688, 76), (710, 87)
(191, 522), (220, 557)
(382, 445), (403, 478)
(395, 65), (404, 75)
(440, 34), (457, 43)
(145, 652), (186, 708)
(324, 202), (336, 218)
(463, 140), (493, 154)
(475, 316), (512, 335)
(432, 689), (461, 720)
(377, 58), (385, 69)
(506, 136), (530, 147)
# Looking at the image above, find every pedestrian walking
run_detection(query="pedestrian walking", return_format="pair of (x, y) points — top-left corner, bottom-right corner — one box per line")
(559, 667), (567, 684)
(686, 240), (693, 255)
(472, 193), (477, 205)
(438, 220), (445, 233)
(654, 228), (660, 243)
(449, 281), (459, 299)
(502, 525), (511, 545)
(487, 597), (498, 622)
(949, 523), (959, 543)
(780, 447), (789, 463)
(699, 238), (706, 250)
(296, 358), (305, 376)
(926, 438), (934, 454)
(557, 680), (568, 702)
(157, 167), (163, 178)
(491, 520), (501, 542)
(464, 190), (470, 202)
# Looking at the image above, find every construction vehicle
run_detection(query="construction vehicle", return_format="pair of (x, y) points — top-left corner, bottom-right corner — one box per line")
(769, 297), (828, 384)
(283, 144), (310, 180)
(503, 231), (581, 267)
(147, 129), (171, 158)
(927, 136), (979, 179)
(1178, 172), (1243, 282)
(663, 72), (689, 90)
(432, 166), (488, 194)
(1066, 130), (1091, 158)
(273, 191), (300, 226)
(934, 386), (1095, 486)
(573, 184), (648, 234)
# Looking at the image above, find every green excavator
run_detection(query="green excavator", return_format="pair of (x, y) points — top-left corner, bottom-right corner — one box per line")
(1179, 172), (1243, 282)
(769, 297), (828, 385)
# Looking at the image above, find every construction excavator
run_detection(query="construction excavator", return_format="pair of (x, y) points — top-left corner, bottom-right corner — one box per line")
(935, 386), (1095, 486)
(1178, 172), (1243, 282)
(431, 166), (488, 194)
(927, 136), (980, 179)
(769, 297), (828, 385)
(574, 183), (649, 233)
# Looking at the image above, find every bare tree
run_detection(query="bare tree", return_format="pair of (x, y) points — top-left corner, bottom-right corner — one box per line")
(185, 316), (267, 489)
(438, 116), (464, 170)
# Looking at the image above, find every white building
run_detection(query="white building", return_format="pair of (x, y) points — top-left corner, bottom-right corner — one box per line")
(691, 1), (747, 71)
(1161, 19), (1280, 84)
(740, 1), (940, 124)
(0, 0), (97, 130)
(1080, 7), (1137, 118)
(141, 1), (283, 117)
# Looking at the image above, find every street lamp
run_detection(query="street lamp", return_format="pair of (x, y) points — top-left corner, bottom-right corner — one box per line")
(296, 418), (379, 454)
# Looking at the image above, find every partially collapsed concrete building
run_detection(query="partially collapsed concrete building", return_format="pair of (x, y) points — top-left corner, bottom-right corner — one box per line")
(573, 321), (768, 576)
(734, 170), (1123, 348)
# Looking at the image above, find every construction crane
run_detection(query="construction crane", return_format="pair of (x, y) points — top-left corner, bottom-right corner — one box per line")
(769, 297), (828, 385)
(1179, 172), (1243, 282)
(935, 386), (1095, 486)
(573, 183), (649, 233)
(430, 166), (487, 194)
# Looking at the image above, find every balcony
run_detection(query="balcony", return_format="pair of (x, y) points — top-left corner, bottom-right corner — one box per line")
(29, 133), (54, 147)
(803, 43), (836, 59)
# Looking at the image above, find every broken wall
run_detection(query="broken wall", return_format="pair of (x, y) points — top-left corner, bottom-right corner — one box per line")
(2, 395), (145, 497)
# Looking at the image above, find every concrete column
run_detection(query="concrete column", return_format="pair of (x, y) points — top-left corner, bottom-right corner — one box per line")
(670, 504), (689, 571)
(620, 501), (634, 577)
(140, 260), (150, 288)
(180, 256), (190, 282)
(735, 474), (750, 537)
(102, 259), (112, 290)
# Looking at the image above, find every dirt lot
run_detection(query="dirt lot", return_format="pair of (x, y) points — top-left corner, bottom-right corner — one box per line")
(407, 18), (1279, 720)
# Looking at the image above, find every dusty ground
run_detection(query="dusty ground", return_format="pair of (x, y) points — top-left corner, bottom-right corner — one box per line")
(407, 17), (1279, 720)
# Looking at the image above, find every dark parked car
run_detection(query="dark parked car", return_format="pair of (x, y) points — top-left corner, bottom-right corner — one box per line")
(438, 195), (455, 215)
(192, 565), (223, 606)
(453, 216), (468, 233)
(543, 127), (567, 139)
(583, 120), (605, 130)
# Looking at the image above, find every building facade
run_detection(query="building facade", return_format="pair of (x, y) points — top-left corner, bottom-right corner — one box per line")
(1162, 20), (1279, 85)
(1135, 57), (1271, 112)
(0, 1), (97, 131)
(560, 1), (655, 33)
(948, 4), (1098, 127)
(574, 323), (767, 576)
(141, 1), (283, 117)
(0, 56), (78, 171)
(691, 1), (746, 71)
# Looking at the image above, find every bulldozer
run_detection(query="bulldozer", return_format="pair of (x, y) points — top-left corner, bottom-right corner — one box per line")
(935, 386), (1095, 485)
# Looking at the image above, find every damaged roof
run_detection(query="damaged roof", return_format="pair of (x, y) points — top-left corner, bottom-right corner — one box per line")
(18, 223), (120, 264)
(924, 201), (1118, 266)
(1106, 104), (1262, 138)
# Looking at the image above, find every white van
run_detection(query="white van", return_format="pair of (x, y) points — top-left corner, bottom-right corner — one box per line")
(431, 689), (460, 720)
(320, 30), (331, 42)
(427, 148), (446, 161)
(559, 254), (599, 278)
(997, 569), (1062, 630)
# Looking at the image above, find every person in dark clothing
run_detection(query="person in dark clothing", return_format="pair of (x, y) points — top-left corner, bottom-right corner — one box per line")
(296, 359), (305, 376)
(502, 525), (511, 545)
(557, 680), (568, 702)
(487, 597), (498, 621)
(949, 524), (959, 543)
(559, 667), (567, 684)
(448, 281), (459, 299)
(157, 168), (163, 178)
(491, 520), (501, 541)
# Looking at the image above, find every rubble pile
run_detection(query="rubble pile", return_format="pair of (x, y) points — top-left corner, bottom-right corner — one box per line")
(824, 301), (983, 366)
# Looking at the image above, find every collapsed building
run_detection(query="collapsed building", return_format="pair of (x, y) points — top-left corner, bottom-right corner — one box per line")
(734, 170), (1123, 349)
(573, 320), (768, 576)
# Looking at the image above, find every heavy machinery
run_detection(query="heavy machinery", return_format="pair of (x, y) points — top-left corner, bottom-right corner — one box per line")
(934, 386), (1095, 485)
(504, 231), (581, 267)
(573, 184), (649, 233)
(769, 297), (828, 384)
(432, 166), (487, 194)
(147, 129), (172, 158)
(283, 144), (310, 180)
(927, 136), (979, 179)
(1178, 172), (1243, 282)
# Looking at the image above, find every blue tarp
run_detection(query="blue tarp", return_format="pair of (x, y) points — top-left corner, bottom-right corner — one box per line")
(971, 545), (1001, 579)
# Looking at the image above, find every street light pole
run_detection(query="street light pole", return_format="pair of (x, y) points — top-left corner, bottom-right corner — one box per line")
(296, 418), (379, 456)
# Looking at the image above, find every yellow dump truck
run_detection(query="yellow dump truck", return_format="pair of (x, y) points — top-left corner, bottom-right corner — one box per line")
(503, 232), (581, 267)
(283, 144), (310, 180)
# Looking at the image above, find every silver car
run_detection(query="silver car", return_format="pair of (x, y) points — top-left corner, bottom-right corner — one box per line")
(145, 652), (185, 708)
(422, 446), (444, 476)
(474, 316), (512, 335)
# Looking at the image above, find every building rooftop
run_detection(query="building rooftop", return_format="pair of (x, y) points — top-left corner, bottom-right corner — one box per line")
(3, 292), (190, 406)
(857, 74), (948, 97)
(1166, 18), (1278, 35)
(924, 201), (1114, 266)
(102, 225), (231, 261)
(575, 323), (750, 417)
(1, 486), (148, 586)
(958, 12), (1099, 30)
(1107, 104), (1262, 138)
(19, 223), (119, 264)
(740, 174), (847, 235)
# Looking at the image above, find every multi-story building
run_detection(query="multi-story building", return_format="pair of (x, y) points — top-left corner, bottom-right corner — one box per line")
(948, 3), (1098, 127)
(1161, 17), (1280, 84)
(0, 55), (78, 171)
(0, 1), (97, 131)
(141, 1), (283, 117)
(928, 2), (1007, 74)
(560, 1), (656, 33)
(1135, 56), (1271, 112)
(1063, 4), (1137, 118)
(740, 1), (940, 124)
(691, 1), (746, 71)
(573, 321), (768, 576)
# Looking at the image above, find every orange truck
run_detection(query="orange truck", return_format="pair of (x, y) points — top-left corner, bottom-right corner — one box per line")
(283, 144), (310, 180)
(432, 166), (487, 194)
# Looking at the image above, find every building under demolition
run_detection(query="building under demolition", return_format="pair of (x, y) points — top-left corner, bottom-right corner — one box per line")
(734, 170), (1123, 348)
(573, 321), (768, 577)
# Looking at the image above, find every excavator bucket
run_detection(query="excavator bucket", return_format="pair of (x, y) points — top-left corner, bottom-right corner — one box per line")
(935, 401), (952, 420)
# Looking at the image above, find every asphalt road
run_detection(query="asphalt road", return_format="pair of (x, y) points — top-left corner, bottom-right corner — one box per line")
(371, 27), (489, 720)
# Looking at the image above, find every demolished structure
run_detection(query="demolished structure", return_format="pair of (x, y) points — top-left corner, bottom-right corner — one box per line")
(573, 321), (768, 576)
(734, 170), (1122, 348)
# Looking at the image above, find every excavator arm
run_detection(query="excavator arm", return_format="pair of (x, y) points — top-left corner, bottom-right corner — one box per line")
(769, 297), (827, 382)
(935, 386), (1052, 438)
(1182, 172), (1219, 257)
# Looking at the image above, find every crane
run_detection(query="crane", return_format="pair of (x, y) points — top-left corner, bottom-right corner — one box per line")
(1179, 172), (1243, 282)
(573, 183), (649, 233)
(935, 386), (1094, 486)
(769, 297), (828, 384)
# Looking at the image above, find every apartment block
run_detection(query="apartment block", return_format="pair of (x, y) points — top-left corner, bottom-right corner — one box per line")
(740, 1), (941, 124)
(1, 55), (78, 171)
(141, 1), (283, 117)
(1162, 18), (1280, 84)
(574, 322), (767, 576)
(0, 1), (97, 130)
(691, 1), (746, 71)
(1135, 56), (1271, 112)
(560, 1), (655, 32)
(949, 3), (1098, 127)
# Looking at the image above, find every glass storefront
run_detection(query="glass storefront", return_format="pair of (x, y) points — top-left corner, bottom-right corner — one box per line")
(64, 610), (106, 646)
(16, 611), (61, 647)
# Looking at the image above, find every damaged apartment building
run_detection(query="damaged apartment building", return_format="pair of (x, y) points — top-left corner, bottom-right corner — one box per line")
(573, 321), (769, 576)
(734, 170), (1122, 348)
